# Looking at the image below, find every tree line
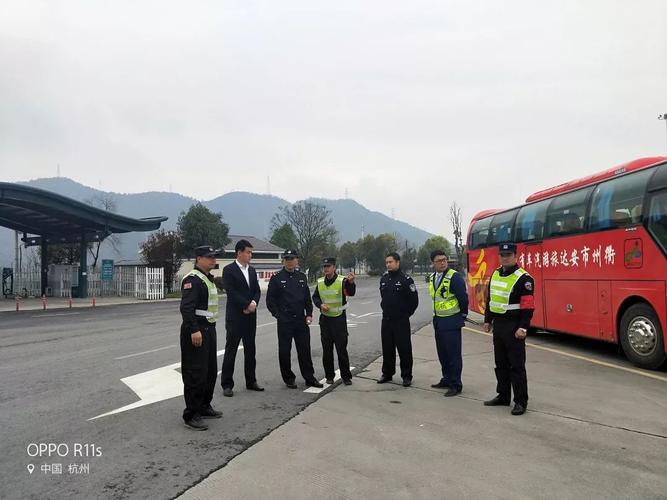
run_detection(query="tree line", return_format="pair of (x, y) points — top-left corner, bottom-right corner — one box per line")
(45, 197), (465, 290)
(141, 199), (466, 288)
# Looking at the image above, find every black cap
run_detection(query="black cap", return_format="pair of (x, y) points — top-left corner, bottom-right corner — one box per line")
(499, 243), (517, 254)
(283, 249), (298, 258)
(195, 245), (221, 257)
(322, 257), (336, 265)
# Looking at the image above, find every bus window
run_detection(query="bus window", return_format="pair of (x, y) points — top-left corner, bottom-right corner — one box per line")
(589, 168), (655, 230)
(545, 187), (592, 237)
(469, 217), (492, 249)
(515, 199), (549, 242)
(647, 191), (667, 252)
(488, 209), (518, 244)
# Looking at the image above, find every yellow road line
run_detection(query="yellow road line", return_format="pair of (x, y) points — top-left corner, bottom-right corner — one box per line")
(462, 326), (667, 383)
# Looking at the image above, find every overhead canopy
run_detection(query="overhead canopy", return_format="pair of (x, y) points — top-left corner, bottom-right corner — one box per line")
(0, 182), (167, 245)
(0, 181), (167, 298)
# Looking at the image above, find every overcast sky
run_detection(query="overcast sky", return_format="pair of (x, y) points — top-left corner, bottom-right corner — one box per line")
(1, 1), (665, 240)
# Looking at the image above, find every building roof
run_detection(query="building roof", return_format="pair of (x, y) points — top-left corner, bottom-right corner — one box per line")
(225, 235), (284, 253)
(0, 182), (167, 245)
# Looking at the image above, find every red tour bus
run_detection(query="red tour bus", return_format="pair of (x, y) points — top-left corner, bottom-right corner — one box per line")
(466, 156), (667, 369)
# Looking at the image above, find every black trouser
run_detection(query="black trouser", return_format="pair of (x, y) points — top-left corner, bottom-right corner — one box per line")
(180, 322), (217, 421)
(492, 319), (528, 406)
(220, 315), (257, 389)
(320, 314), (351, 381)
(433, 318), (463, 391)
(277, 319), (316, 383)
(381, 316), (413, 379)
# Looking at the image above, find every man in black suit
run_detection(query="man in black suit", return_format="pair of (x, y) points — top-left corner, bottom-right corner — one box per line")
(220, 239), (264, 396)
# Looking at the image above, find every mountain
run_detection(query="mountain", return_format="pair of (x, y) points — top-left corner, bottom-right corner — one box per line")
(307, 197), (430, 247)
(0, 177), (433, 267)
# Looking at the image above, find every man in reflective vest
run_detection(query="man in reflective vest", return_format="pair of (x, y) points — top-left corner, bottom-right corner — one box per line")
(179, 245), (223, 430)
(428, 250), (469, 397)
(483, 242), (535, 416)
(312, 257), (356, 385)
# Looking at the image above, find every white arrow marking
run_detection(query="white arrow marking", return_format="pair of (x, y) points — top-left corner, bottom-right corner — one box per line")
(303, 367), (356, 394)
(88, 347), (241, 421)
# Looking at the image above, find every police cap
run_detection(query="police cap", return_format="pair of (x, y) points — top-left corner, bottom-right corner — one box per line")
(195, 245), (221, 257)
(499, 243), (517, 255)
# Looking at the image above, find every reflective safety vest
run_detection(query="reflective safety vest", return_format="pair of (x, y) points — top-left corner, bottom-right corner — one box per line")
(317, 275), (346, 318)
(428, 268), (461, 317)
(183, 269), (219, 323)
(489, 268), (529, 314)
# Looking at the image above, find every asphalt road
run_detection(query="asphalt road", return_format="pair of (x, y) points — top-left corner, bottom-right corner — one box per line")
(3, 275), (665, 500)
(0, 277), (433, 500)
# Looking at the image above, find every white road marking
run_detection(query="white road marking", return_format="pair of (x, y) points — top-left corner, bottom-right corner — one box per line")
(30, 312), (80, 318)
(356, 312), (381, 319)
(360, 301), (374, 305)
(114, 345), (177, 360)
(303, 367), (356, 394)
(89, 347), (243, 420)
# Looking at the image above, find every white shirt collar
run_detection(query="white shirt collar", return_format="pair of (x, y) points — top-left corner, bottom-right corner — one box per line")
(236, 259), (248, 270)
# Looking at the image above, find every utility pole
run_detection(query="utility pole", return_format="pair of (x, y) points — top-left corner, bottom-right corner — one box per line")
(14, 231), (19, 273)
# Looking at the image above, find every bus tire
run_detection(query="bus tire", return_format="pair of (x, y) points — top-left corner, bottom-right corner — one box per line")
(619, 303), (666, 370)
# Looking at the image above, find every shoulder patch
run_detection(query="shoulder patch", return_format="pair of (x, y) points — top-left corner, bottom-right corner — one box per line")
(525, 281), (533, 291)
(183, 282), (192, 289)
(409, 283), (417, 292)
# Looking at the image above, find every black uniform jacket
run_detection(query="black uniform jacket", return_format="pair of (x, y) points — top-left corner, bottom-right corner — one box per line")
(266, 268), (313, 322)
(380, 270), (419, 320)
(180, 266), (217, 334)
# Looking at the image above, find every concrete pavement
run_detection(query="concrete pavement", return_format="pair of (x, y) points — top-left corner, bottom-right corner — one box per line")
(179, 319), (667, 500)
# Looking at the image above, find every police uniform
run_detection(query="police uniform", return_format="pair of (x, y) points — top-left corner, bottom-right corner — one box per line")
(428, 265), (469, 396)
(179, 246), (223, 429)
(266, 250), (320, 387)
(312, 257), (356, 384)
(484, 243), (535, 414)
(378, 268), (419, 385)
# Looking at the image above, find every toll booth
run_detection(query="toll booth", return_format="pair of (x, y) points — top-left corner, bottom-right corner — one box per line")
(0, 182), (167, 298)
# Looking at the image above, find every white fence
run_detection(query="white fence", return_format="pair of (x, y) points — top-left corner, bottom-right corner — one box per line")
(84, 267), (164, 299)
(11, 266), (164, 300)
(13, 271), (42, 298)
